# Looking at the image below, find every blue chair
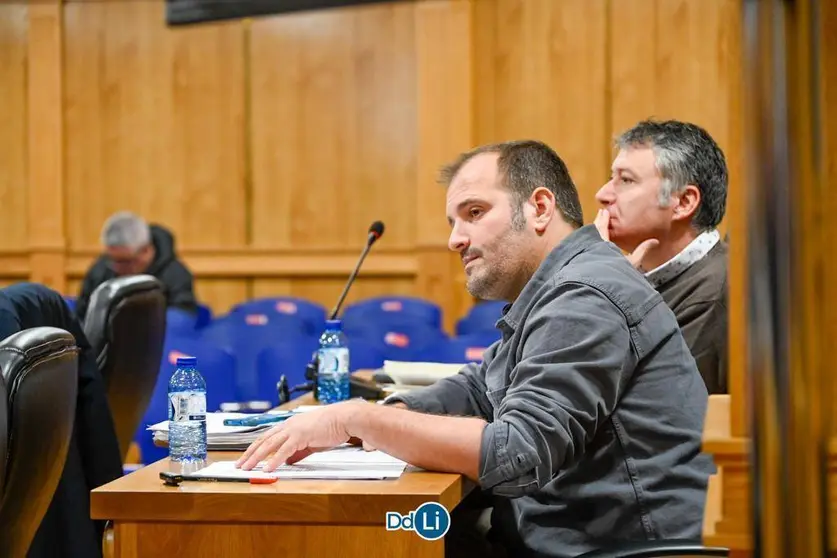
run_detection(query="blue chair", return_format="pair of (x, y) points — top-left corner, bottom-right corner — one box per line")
(341, 296), (443, 330)
(165, 307), (200, 338)
(344, 321), (448, 362)
(200, 318), (309, 401)
(455, 300), (507, 336)
(229, 297), (327, 337)
(346, 338), (387, 371)
(195, 303), (213, 329)
(424, 335), (499, 364)
(255, 338), (320, 405)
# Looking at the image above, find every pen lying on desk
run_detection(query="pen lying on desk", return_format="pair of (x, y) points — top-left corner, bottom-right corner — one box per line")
(222, 412), (295, 427)
(160, 471), (277, 487)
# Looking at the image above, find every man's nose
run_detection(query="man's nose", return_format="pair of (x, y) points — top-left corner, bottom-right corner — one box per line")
(448, 223), (469, 253)
(595, 181), (615, 204)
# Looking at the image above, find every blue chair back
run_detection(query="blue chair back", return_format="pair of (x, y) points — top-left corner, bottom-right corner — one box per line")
(343, 321), (448, 362)
(200, 318), (308, 401)
(63, 296), (77, 313)
(195, 303), (213, 329)
(455, 300), (507, 335)
(255, 338), (319, 405)
(229, 297), (327, 337)
(165, 307), (200, 338)
(341, 296), (442, 330)
(425, 335), (499, 364)
(346, 338), (387, 371)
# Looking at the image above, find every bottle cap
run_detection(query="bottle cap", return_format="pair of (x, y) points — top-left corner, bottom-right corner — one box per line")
(325, 319), (342, 330)
(176, 356), (197, 367)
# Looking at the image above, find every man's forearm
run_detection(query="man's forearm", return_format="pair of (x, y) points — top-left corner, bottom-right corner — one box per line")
(349, 404), (487, 481)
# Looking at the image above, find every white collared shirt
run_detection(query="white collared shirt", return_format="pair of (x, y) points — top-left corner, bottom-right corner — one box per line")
(644, 229), (721, 288)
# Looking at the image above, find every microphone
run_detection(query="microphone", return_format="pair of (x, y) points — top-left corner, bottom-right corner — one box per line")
(329, 220), (385, 320)
(290, 221), (386, 404)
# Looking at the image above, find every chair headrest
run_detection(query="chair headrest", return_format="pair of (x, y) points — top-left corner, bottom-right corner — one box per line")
(83, 275), (165, 357)
(0, 327), (78, 393)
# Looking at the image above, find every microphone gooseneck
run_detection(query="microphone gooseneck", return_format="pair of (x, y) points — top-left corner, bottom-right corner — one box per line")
(293, 221), (385, 403)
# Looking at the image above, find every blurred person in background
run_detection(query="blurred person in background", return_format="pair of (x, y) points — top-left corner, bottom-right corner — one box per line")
(595, 119), (729, 394)
(75, 211), (197, 321)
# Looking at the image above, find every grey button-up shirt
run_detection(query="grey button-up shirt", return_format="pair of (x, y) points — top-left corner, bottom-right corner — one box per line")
(387, 225), (714, 557)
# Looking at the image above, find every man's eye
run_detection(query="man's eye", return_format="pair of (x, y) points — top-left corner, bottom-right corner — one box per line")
(469, 208), (483, 218)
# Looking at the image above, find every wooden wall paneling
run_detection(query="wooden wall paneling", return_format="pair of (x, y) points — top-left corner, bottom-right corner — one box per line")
(0, 3), (29, 272)
(63, 0), (247, 251)
(414, 0), (473, 332)
(473, 0), (608, 225)
(248, 3), (420, 313)
(27, 0), (65, 292)
(822, 0), (837, 432)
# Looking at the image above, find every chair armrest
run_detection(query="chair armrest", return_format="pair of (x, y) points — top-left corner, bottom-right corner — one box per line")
(576, 539), (729, 557)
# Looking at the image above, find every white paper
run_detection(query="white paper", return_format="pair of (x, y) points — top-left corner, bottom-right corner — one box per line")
(383, 360), (464, 386)
(191, 446), (408, 480)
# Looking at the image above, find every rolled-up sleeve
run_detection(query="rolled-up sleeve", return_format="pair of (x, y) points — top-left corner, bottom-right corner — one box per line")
(478, 281), (632, 498)
(384, 343), (498, 418)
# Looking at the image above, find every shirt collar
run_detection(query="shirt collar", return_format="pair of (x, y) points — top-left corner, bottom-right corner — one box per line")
(643, 229), (721, 288)
(500, 224), (604, 331)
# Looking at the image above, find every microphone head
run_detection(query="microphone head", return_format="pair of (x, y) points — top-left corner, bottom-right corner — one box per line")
(368, 221), (385, 243)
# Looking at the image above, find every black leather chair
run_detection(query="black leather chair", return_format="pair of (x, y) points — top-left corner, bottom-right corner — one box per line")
(83, 275), (166, 462)
(0, 327), (79, 558)
(576, 540), (729, 557)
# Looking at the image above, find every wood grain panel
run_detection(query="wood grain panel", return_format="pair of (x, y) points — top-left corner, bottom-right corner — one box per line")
(0, 4), (28, 252)
(249, 3), (417, 251)
(62, 0), (246, 252)
(473, 0), (608, 224)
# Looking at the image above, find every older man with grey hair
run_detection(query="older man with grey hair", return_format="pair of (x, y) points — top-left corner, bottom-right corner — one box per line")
(75, 211), (197, 321)
(595, 119), (729, 394)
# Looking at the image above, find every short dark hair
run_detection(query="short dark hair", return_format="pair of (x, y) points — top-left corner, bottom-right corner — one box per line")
(439, 140), (584, 229)
(616, 119), (728, 230)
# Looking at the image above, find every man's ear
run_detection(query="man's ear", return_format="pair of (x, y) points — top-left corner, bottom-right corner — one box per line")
(672, 184), (701, 222)
(530, 187), (556, 233)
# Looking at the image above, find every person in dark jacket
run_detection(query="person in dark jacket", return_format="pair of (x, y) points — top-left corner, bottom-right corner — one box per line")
(75, 211), (197, 322)
(0, 282), (123, 558)
(594, 119), (729, 395)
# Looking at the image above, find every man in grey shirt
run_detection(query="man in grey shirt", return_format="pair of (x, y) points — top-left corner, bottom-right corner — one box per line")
(237, 140), (714, 557)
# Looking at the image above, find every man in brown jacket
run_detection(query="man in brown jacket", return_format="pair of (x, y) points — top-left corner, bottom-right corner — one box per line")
(595, 119), (728, 394)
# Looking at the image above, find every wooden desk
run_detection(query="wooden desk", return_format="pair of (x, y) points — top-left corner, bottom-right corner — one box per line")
(92, 387), (472, 557)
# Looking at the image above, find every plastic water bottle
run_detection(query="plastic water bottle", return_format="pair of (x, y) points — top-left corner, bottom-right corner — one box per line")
(168, 356), (207, 462)
(317, 320), (350, 403)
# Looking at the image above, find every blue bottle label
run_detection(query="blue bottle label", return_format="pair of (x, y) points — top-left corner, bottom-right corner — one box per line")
(169, 392), (206, 422)
(318, 347), (349, 375)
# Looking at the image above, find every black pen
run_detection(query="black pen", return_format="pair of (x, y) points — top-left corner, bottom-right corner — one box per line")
(160, 471), (277, 487)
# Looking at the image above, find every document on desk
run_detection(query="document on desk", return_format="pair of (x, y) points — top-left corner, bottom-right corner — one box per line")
(192, 445), (409, 481)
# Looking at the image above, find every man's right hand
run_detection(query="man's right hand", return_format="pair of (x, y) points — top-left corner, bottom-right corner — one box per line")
(594, 208), (659, 270)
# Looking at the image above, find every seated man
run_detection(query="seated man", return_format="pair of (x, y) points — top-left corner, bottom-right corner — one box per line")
(0, 282), (123, 558)
(237, 140), (713, 558)
(595, 119), (729, 394)
(75, 211), (197, 322)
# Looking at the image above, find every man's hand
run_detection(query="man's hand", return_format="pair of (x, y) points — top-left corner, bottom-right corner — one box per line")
(594, 208), (659, 269)
(235, 400), (369, 472)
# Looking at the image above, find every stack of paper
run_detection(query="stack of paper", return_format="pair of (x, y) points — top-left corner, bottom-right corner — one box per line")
(148, 412), (277, 451)
(191, 445), (408, 480)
